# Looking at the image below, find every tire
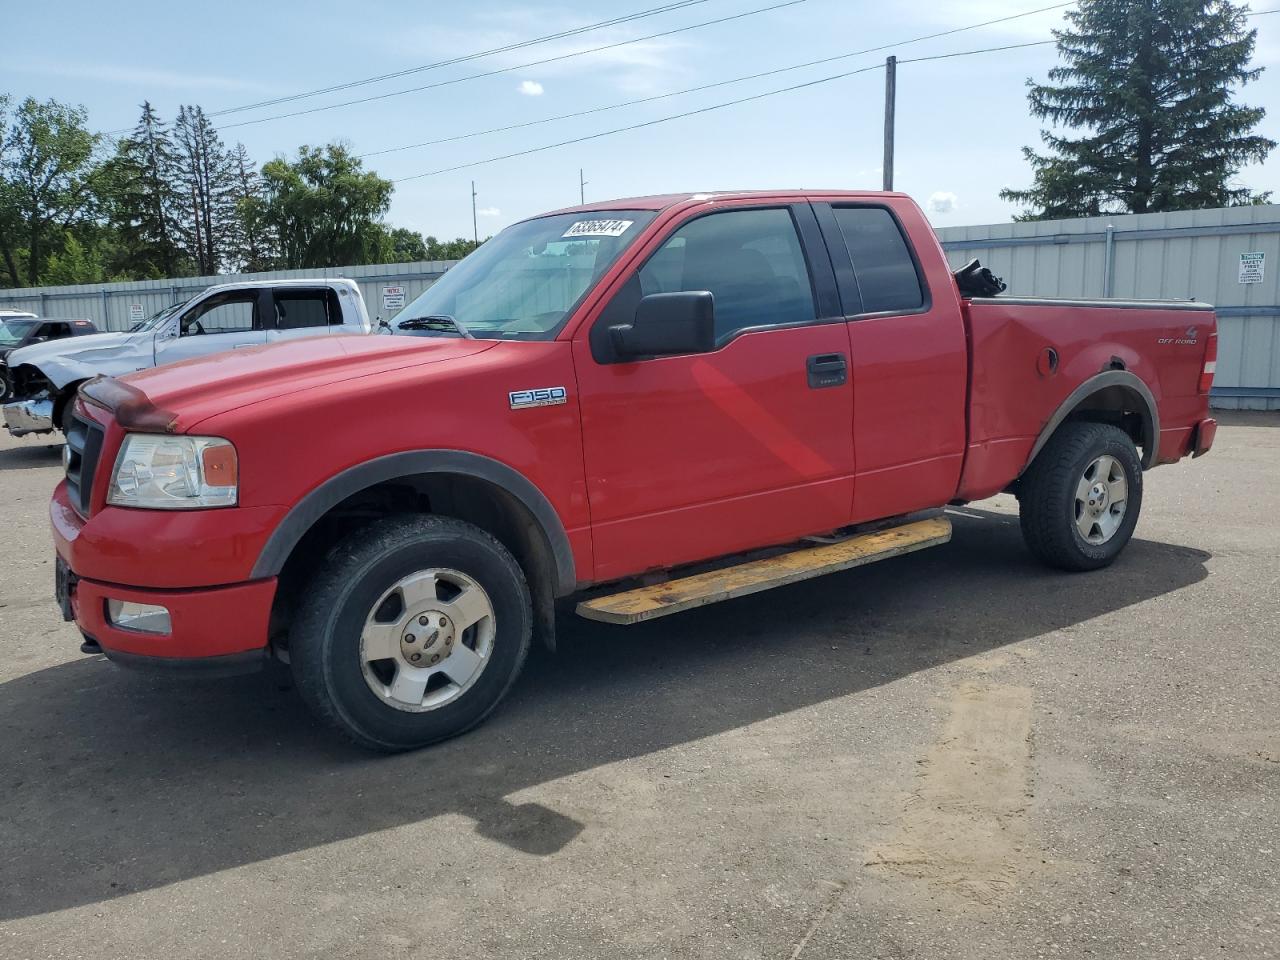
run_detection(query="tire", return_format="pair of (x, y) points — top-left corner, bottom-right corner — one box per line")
(1017, 421), (1143, 572)
(0, 367), (11, 404)
(289, 515), (532, 752)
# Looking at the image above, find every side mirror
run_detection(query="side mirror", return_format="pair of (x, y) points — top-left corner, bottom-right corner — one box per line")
(609, 291), (715, 359)
(29, 335), (48, 344)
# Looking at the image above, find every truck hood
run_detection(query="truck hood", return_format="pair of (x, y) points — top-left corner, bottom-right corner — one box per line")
(117, 334), (496, 430)
(6, 330), (151, 388)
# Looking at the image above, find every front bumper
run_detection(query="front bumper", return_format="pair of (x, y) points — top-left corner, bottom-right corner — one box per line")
(3, 397), (55, 436)
(68, 574), (277, 664)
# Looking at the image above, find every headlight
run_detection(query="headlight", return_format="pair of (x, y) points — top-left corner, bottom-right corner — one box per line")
(107, 434), (238, 509)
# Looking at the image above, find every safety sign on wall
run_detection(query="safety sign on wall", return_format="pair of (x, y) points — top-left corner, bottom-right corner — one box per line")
(1239, 252), (1265, 284)
(382, 285), (406, 310)
(128, 303), (145, 322)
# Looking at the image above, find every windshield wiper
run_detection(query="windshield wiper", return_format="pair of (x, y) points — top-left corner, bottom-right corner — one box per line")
(395, 314), (473, 338)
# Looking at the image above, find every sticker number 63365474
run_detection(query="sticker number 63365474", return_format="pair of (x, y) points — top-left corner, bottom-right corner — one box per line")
(509, 386), (568, 409)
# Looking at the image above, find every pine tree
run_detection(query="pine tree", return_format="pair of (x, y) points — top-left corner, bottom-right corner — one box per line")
(1001, 0), (1274, 220)
(227, 142), (274, 272)
(173, 105), (238, 274)
(108, 102), (188, 277)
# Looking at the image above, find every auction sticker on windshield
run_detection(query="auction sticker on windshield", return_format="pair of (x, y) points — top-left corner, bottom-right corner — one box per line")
(562, 219), (634, 238)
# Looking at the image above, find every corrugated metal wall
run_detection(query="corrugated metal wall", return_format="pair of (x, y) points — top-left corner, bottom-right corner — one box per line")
(935, 204), (1280, 410)
(0, 260), (459, 333)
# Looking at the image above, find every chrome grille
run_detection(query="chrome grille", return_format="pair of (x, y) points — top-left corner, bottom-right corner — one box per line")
(64, 414), (104, 516)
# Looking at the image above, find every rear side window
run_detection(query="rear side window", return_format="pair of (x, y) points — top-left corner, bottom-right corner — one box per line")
(832, 206), (924, 314)
(638, 207), (816, 340)
(274, 289), (342, 330)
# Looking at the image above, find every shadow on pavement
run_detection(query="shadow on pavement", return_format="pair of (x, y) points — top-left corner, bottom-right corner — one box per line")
(0, 509), (1210, 920)
(0, 442), (62, 471)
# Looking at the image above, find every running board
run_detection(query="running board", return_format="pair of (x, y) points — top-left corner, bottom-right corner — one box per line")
(575, 516), (952, 625)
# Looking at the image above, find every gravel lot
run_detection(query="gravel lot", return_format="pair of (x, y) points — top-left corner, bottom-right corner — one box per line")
(1, 415), (1277, 960)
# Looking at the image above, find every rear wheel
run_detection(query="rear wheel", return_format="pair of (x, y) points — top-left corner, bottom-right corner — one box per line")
(1017, 421), (1143, 571)
(289, 515), (532, 752)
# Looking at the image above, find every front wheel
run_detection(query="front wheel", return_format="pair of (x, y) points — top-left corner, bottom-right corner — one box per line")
(289, 515), (532, 752)
(1017, 421), (1144, 572)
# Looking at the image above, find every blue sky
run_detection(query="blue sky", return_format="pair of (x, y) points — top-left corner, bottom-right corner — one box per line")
(3, 0), (1280, 240)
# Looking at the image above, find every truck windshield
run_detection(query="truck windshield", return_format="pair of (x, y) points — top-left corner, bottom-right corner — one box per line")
(130, 300), (190, 333)
(0, 318), (37, 347)
(392, 210), (657, 339)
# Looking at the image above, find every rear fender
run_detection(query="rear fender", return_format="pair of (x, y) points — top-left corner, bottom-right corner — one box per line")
(1021, 370), (1160, 473)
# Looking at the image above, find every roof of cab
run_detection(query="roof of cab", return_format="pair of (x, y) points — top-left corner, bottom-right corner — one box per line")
(201, 277), (361, 294)
(541, 189), (910, 218)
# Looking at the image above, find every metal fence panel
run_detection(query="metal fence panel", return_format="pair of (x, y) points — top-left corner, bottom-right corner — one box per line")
(0, 260), (459, 332)
(937, 204), (1280, 409)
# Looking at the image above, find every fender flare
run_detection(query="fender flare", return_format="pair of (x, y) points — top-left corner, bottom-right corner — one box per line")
(250, 450), (577, 595)
(1021, 370), (1161, 474)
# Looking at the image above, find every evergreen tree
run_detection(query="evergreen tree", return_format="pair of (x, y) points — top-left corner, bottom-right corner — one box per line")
(1001, 0), (1274, 219)
(228, 142), (274, 272)
(173, 105), (238, 274)
(107, 102), (188, 277)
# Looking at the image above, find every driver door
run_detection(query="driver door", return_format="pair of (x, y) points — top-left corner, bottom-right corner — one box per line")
(155, 289), (268, 365)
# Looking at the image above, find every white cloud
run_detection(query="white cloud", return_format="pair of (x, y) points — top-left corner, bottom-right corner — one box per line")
(518, 79), (545, 96)
(928, 191), (959, 215)
(3, 58), (269, 92)
(393, 11), (693, 96)
(476, 206), (502, 217)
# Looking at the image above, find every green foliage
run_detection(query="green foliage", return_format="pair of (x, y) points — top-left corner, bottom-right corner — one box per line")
(0, 96), (101, 285)
(423, 235), (485, 260)
(103, 101), (191, 278)
(0, 94), (471, 287)
(1003, 0), (1274, 219)
(257, 143), (395, 268)
(43, 234), (105, 284)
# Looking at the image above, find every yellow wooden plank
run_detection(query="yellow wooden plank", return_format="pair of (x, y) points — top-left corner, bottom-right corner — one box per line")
(576, 516), (952, 624)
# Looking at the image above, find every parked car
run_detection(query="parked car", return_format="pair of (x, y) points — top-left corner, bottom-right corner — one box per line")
(45, 190), (1217, 751)
(2, 279), (371, 436)
(0, 316), (98, 402)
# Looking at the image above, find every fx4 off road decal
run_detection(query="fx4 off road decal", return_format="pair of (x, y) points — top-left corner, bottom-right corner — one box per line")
(509, 386), (567, 409)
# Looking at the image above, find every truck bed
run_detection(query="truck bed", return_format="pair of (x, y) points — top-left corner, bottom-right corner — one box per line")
(955, 295), (1216, 501)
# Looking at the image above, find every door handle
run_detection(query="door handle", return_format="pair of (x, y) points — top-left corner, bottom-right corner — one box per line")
(806, 353), (848, 389)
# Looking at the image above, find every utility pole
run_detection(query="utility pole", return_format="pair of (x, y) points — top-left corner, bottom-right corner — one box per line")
(471, 180), (479, 244)
(579, 168), (588, 205)
(882, 55), (896, 192)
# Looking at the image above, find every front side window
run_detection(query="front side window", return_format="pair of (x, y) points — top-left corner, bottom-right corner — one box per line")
(393, 210), (657, 339)
(637, 207), (816, 340)
(832, 206), (924, 314)
(182, 293), (257, 336)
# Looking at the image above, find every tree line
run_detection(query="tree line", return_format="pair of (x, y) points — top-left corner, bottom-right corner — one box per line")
(0, 97), (481, 288)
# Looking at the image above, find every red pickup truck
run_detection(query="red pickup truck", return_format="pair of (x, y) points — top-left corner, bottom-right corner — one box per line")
(50, 190), (1218, 750)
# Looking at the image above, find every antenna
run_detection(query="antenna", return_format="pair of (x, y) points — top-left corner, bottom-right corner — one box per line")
(471, 180), (479, 244)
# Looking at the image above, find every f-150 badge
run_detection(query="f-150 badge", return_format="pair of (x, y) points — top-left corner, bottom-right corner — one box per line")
(509, 386), (567, 409)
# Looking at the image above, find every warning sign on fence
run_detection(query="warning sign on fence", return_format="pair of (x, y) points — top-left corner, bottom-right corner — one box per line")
(128, 303), (145, 322)
(1239, 252), (1265, 284)
(382, 285), (406, 310)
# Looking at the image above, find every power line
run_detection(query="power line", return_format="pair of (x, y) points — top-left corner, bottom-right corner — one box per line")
(219, 0), (810, 131)
(361, 1), (1075, 161)
(391, 36), (1078, 183)
(209, 0), (714, 118)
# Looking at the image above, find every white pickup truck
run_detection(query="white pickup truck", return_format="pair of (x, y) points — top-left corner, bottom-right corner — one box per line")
(3, 278), (371, 436)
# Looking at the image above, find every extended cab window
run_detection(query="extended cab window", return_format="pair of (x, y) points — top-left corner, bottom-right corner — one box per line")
(832, 206), (924, 314)
(639, 208), (815, 340)
(275, 289), (341, 329)
(182, 292), (258, 336)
